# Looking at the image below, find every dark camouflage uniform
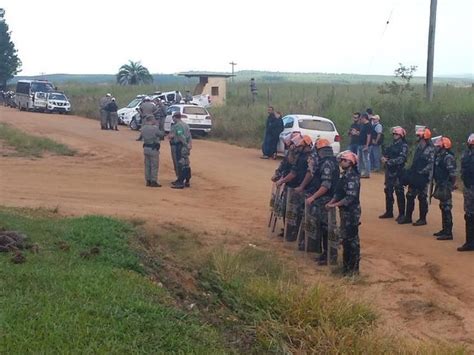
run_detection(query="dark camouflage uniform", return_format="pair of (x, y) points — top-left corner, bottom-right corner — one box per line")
(461, 147), (474, 248)
(406, 141), (435, 221)
(383, 138), (408, 216)
(284, 150), (309, 241)
(461, 148), (474, 216)
(271, 148), (297, 218)
(433, 149), (457, 234)
(305, 147), (339, 257)
(333, 166), (361, 274)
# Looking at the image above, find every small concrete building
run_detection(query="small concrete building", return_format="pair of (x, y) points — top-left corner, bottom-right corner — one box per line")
(179, 72), (233, 106)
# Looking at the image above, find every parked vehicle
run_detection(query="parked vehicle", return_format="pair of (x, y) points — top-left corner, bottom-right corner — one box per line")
(45, 92), (71, 113)
(117, 95), (145, 126)
(15, 79), (55, 111)
(154, 90), (211, 108)
(277, 115), (341, 154)
(164, 104), (212, 135)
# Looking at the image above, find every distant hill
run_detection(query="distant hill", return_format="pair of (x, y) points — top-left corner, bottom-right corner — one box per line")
(11, 74), (196, 85)
(11, 71), (473, 86)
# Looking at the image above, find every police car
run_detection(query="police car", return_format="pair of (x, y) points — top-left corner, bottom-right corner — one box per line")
(164, 104), (212, 135)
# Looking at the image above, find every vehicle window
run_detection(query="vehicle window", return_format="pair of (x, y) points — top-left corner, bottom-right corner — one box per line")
(166, 93), (175, 102)
(283, 116), (294, 129)
(49, 93), (66, 100)
(31, 82), (54, 93)
(167, 106), (180, 115)
(36, 92), (47, 99)
(127, 98), (141, 108)
(183, 106), (208, 115)
(298, 119), (334, 131)
(16, 82), (30, 94)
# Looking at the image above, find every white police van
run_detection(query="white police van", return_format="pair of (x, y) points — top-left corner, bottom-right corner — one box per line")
(15, 79), (55, 111)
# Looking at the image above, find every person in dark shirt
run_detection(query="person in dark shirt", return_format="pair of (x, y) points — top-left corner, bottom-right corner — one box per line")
(261, 106), (284, 159)
(347, 112), (361, 154)
(105, 97), (119, 131)
(357, 112), (372, 178)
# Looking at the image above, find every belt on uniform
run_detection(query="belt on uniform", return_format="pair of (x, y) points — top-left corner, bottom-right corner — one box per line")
(143, 143), (160, 150)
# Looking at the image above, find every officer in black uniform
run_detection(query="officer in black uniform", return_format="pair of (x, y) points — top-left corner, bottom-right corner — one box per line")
(432, 136), (457, 240)
(380, 126), (409, 222)
(458, 133), (474, 251)
(399, 127), (435, 226)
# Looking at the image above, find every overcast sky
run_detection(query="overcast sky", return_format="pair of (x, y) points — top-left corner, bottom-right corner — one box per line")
(2, 0), (473, 76)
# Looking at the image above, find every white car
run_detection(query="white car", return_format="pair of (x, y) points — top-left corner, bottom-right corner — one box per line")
(117, 95), (145, 125)
(277, 114), (341, 154)
(164, 104), (212, 135)
(45, 92), (71, 114)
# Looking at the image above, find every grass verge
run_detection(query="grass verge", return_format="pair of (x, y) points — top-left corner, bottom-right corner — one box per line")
(0, 208), (225, 353)
(0, 123), (76, 157)
(0, 208), (465, 353)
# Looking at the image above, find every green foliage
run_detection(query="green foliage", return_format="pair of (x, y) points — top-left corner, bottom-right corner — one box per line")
(0, 122), (76, 157)
(116, 60), (153, 85)
(0, 208), (225, 354)
(0, 14), (22, 89)
(200, 247), (463, 353)
(55, 80), (474, 155)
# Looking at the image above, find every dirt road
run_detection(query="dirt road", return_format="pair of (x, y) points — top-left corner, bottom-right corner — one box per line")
(1, 106), (473, 348)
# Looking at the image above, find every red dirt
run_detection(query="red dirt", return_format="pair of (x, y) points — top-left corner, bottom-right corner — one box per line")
(1, 106), (473, 349)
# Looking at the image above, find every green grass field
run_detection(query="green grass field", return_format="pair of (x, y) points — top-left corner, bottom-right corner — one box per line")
(0, 123), (76, 157)
(58, 80), (474, 155)
(0, 208), (464, 353)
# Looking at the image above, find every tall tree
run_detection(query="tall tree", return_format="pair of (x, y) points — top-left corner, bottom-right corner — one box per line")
(0, 11), (22, 90)
(116, 60), (153, 85)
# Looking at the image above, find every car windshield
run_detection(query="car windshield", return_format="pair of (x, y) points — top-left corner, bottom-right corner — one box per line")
(127, 98), (142, 108)
(31, 82), (55, 93)
(183, 106), (208, 115)
(298, 119), (334, 131)
(49, 93), (66, 100)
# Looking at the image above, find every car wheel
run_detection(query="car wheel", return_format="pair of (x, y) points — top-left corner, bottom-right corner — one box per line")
(130, 118), (138, 130)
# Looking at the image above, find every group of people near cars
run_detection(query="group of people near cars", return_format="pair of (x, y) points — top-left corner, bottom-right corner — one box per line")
(98, 93), (193, 189)
(98, 93), (119, 131)
(267, 108), (474, 276)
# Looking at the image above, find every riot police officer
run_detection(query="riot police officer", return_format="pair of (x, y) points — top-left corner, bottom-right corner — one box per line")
(380, 126), (408, 222)
(458, 133), (474, 251)
(399, 127), (435, 226)
(432, 136), (457, 240)
(326, 150), (361, 276)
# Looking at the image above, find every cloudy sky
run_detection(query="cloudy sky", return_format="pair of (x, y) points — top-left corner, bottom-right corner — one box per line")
(2, 0), (473, 76)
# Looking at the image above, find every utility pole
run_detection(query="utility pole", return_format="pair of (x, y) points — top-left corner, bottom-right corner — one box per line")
(426, 0), (437, 102)
(229, 61), (237, 82)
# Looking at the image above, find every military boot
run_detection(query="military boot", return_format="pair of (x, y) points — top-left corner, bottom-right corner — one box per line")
(379, 193), (393, 218)
(398, 197), (414, 224)
(413, 198), (428, 226)
(457, 215), (474, 252)
(395, 192), (406, 223)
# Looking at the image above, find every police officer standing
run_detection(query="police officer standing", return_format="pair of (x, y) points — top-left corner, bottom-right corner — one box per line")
(399, 127), (435, 226)
(458, 133), (474, 252)
(169, 113), (192, 189)
(380, 126), (408, 222)
(276, 135), (312, 241)
(141, 116), (164, 187)
(99, 93), (111, 130)
(432, 137), (457, 240)
(326, 151), (361, 276)
(305, 139), (339, 265)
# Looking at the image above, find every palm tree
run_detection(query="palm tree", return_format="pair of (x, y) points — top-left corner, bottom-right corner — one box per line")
(116, 60), (153, 85)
